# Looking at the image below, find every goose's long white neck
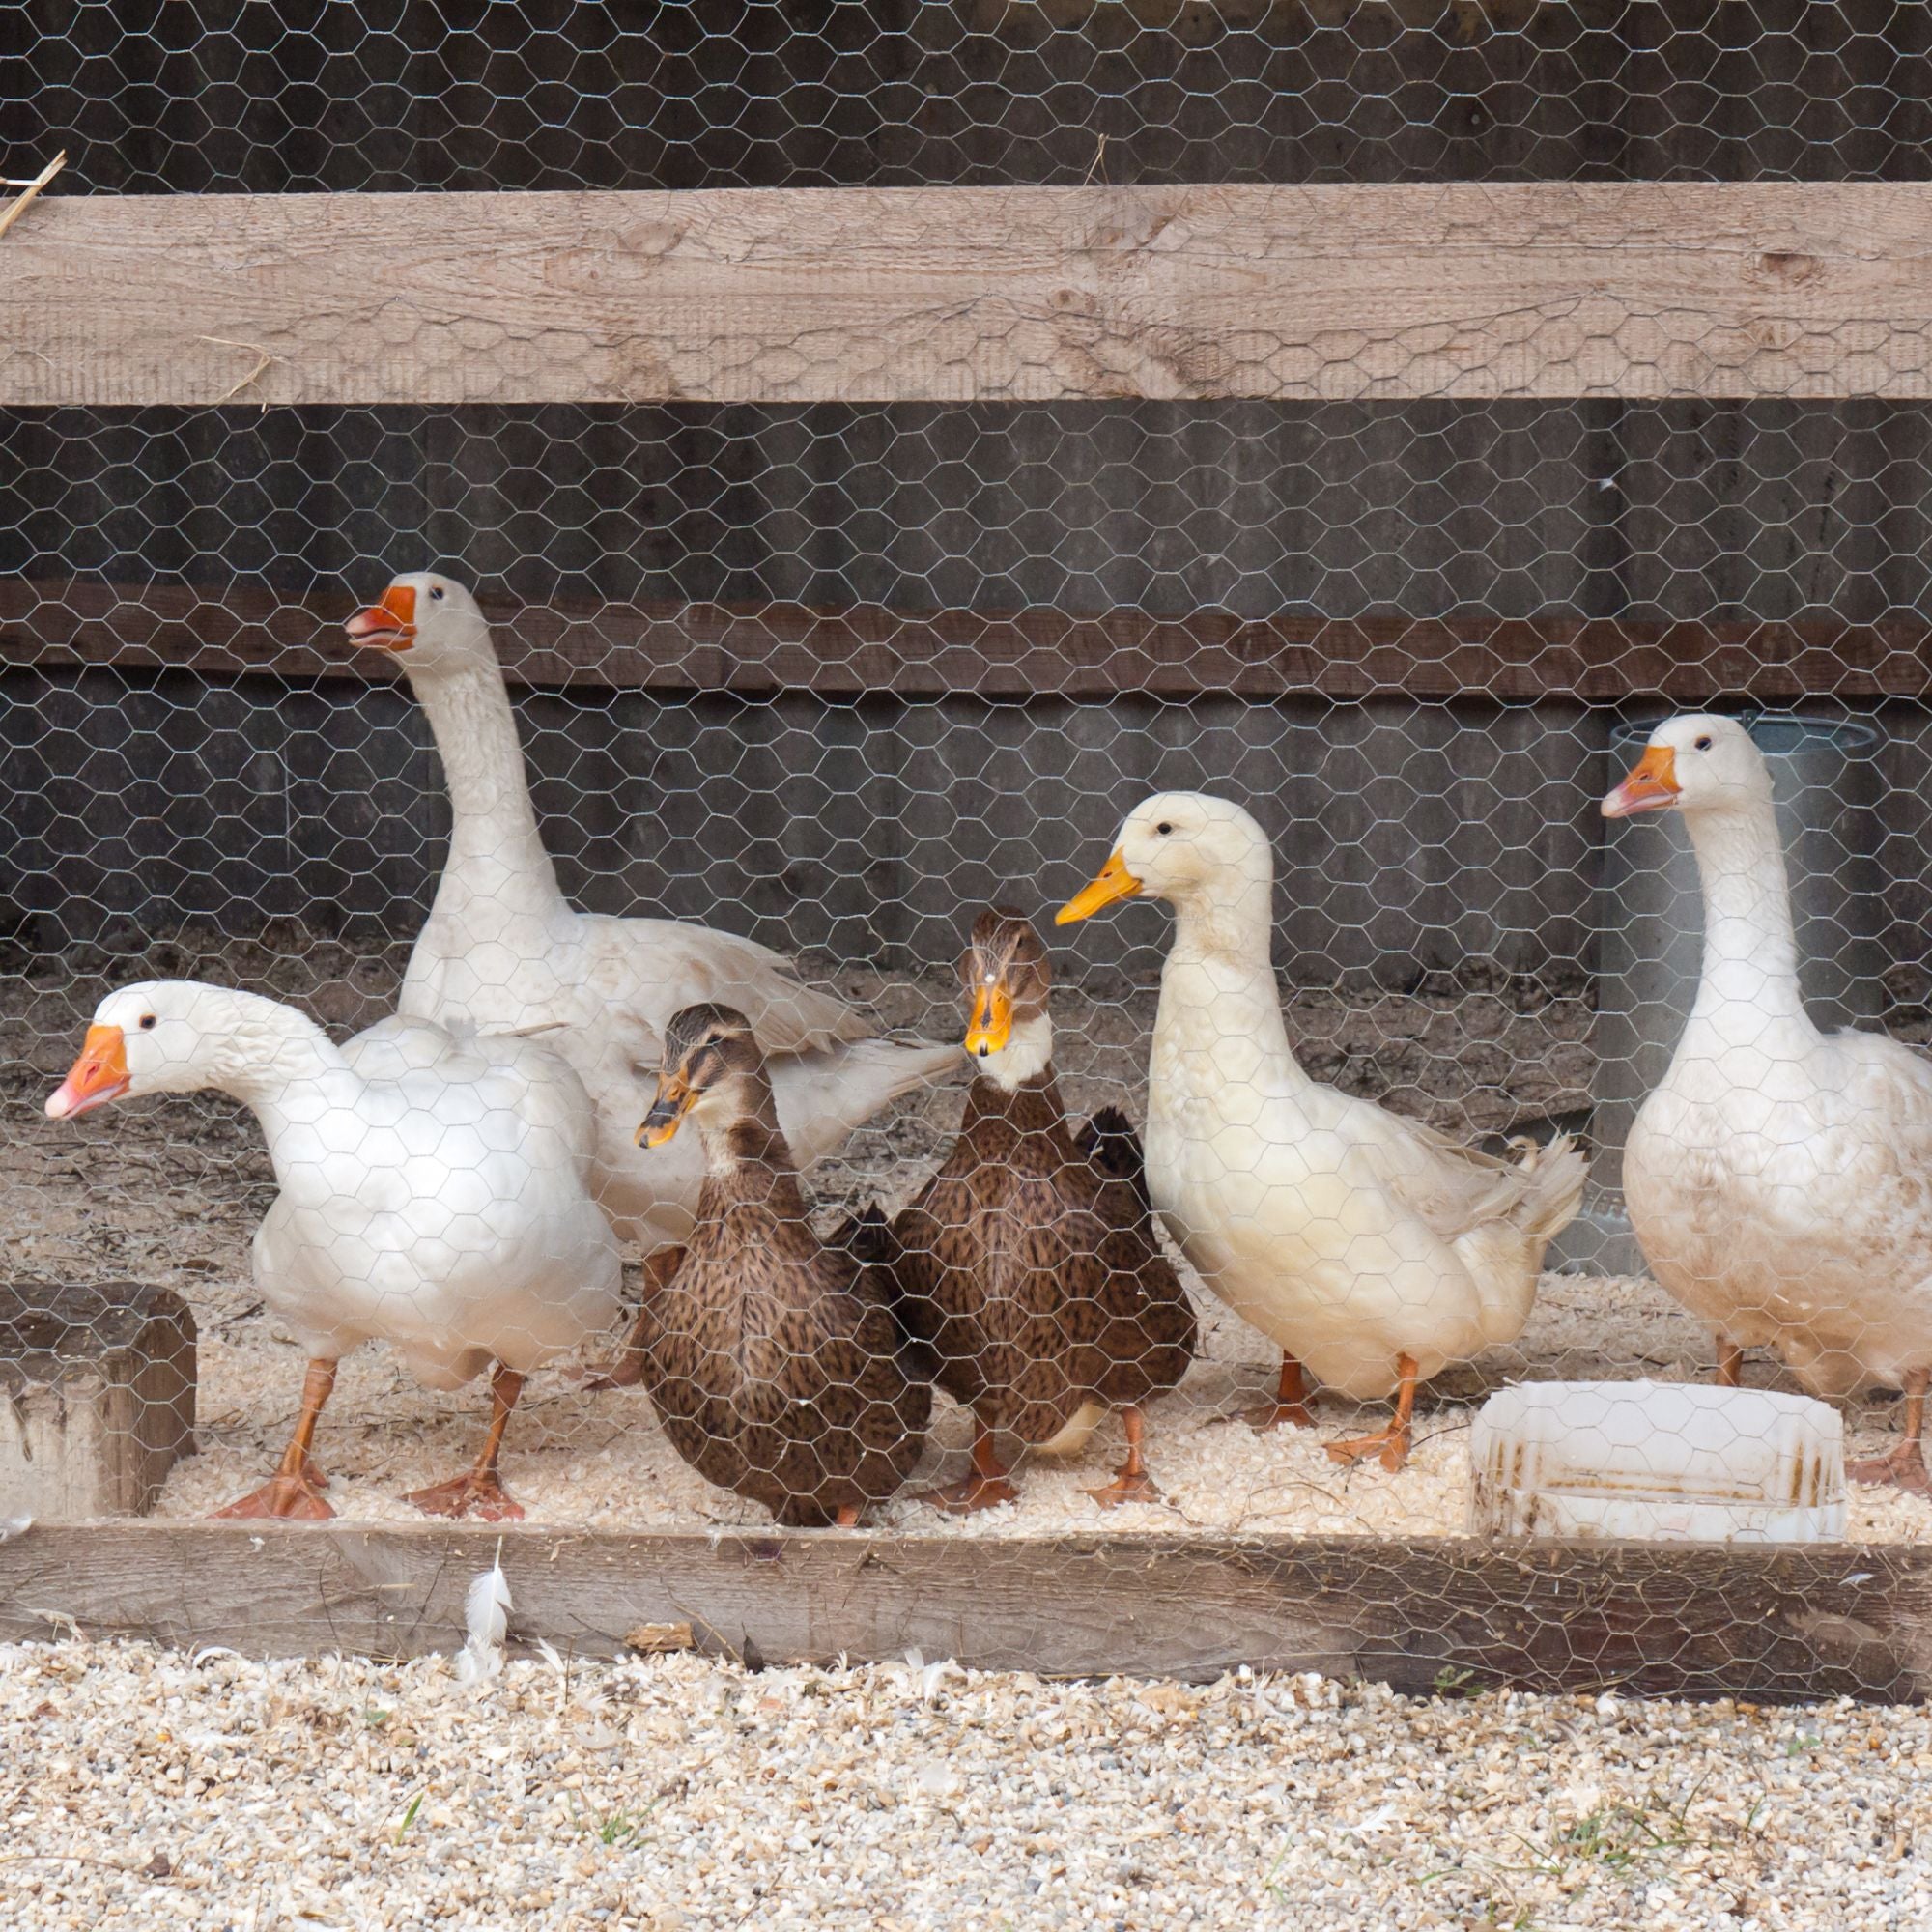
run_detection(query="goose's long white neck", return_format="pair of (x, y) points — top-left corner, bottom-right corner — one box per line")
(408, 651), (568, 926)
(1680, 801), (1811, 1033)
(187, 992), (355, 1145)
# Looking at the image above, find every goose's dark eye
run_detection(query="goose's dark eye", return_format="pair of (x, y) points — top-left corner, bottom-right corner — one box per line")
(139, 1014), (156, 1031)
(1694, 735), (1713, 752)
(1156, 822), (1174, 837)
(429, 585), (445, 603)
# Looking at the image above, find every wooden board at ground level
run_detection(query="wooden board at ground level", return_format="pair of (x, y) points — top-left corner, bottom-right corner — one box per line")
(0, 1523), (1926, 1702)
(11, 183), (1932, 406)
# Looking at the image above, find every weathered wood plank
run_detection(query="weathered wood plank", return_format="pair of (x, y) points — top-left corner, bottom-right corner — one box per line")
(4, 577), (1931, 702)
(0, 1284), (196, 1520)
(0, 1523), (1925, 1701)
(9, 184), (1932, 406)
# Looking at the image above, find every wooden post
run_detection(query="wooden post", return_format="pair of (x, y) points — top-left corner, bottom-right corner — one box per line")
(0, 1283), (196, 1520)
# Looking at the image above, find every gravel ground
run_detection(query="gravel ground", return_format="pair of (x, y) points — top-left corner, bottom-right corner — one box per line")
(4, 924), (1931, 1539)
(1, 1638), (1927, 1931)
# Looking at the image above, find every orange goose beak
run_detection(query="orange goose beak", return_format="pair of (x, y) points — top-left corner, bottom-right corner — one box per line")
(1602, 744), (1681, 818)
(47, 1023), (130, 1120)
(344, 582), (417, 651)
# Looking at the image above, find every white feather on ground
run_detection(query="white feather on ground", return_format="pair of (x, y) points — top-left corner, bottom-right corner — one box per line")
(454, 1548), (510, 1690)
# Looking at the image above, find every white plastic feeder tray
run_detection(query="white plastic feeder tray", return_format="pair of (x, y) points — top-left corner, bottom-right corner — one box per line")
(1469, 1379), (1846, 1545)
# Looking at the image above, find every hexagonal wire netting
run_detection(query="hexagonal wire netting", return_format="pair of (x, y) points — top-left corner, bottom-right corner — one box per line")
(4, 4), (1932, 1578)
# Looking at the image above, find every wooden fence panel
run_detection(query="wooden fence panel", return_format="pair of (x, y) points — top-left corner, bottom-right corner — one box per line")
(11, 184), (1932, 407)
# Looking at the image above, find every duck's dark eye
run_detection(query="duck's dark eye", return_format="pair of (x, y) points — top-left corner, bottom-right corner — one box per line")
(429, 585), (445, 603)
(1156, 822), (1174, 837)
(1694, 735), (1713, 752)
(139, 1014), (156, 1031)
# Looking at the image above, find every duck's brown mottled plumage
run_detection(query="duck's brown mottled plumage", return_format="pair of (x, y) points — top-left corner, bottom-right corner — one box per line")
(631, 1004), (930, 1527)
(878, 912), (1196, 1466)
(884, 1076), (1196, 1438)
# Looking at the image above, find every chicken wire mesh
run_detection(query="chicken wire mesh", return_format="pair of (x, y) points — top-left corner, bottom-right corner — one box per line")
(4, 3), (1932, 1581)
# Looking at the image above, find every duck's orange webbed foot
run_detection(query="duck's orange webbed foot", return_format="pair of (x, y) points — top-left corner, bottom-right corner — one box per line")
(213, 1473), (334, 1521)
(917, 1469), (1019, 1516)
(1322, 1355), (1418, 1474)
(1083, 1466), (1162, 1509)
(1244, 1398), (1318, 1431)
(1243, 1356), (1318, 1432)
(406, 1469), (526, 1522)
(214, 1359), (337, 1519)
(582, 1352), (647, 1392)
(1849, 1440), (1932, 1497)
(919, 1419), (1018, 1515)
(1323, 1419), (1412, 1475)
(1083, 1407), (1163, 1508)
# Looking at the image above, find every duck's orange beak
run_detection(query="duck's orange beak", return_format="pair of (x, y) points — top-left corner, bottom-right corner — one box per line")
(1602, 744), (1681, 818)
(344, 582), (417, 651)
(637, 1072), (694, 1150)
(1055, 848), (1141, 925)
(46, 1024), (130, 1121)
(963, 980), (1014, 1059)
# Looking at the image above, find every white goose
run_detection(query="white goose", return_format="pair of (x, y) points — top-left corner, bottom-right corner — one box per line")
(1058, 792), (1583, 1470)
(46, 980), (620, 1520)
(1605, 713), (1932, 1494)
(342, 573), (955, 1263)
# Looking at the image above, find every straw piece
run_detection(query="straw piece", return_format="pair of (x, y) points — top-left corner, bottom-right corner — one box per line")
(0, 151), (67, 244)
(197, 335), (284, 407)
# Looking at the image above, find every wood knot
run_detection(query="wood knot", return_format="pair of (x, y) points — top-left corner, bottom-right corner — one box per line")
(621, 220), (684, 260)
(1757, 250), (1822, 285)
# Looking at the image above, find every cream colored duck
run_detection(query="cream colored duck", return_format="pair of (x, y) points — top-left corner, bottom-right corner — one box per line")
(46, 980), (620, 1520)
(1605, 713), (1932, 1494)
(1058, 792), (1583, 1470)
(343, 573), (955, 1261)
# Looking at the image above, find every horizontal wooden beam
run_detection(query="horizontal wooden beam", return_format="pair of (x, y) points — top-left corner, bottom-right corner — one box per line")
(0, 1522), (1925, 1700)
(4, 577), (1931, 703)
(8, 184), (1932, 406)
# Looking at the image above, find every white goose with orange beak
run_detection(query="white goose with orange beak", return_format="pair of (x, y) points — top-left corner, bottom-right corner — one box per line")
(341, 573), (955, 1260)
(47, 980), (619, 1521)
(1058, 792), (1583, 1472)
(1605, 712), (1932, 1495)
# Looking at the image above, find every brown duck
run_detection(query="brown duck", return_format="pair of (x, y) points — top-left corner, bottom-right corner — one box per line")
(875, 909), (1197, 1513)
(629, 1003), (931, 1528)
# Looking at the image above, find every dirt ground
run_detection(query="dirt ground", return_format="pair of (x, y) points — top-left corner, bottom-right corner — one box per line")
(2, 923), (1927, 1541)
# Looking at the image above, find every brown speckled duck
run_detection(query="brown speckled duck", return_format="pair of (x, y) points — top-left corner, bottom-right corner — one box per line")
(877, 909), (1197, 1514)
(628, 1004), (930, 1527)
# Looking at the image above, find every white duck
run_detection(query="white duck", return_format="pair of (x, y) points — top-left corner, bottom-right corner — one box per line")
(46, 980), (621, 1521)
(341, 573), (956, 1266)
(1057, 792), (1584, 1470)
(1605, 713), (1932, 1494)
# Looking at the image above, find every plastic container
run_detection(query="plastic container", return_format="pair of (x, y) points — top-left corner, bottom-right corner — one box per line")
(1469, 1379), (1846, 1545)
